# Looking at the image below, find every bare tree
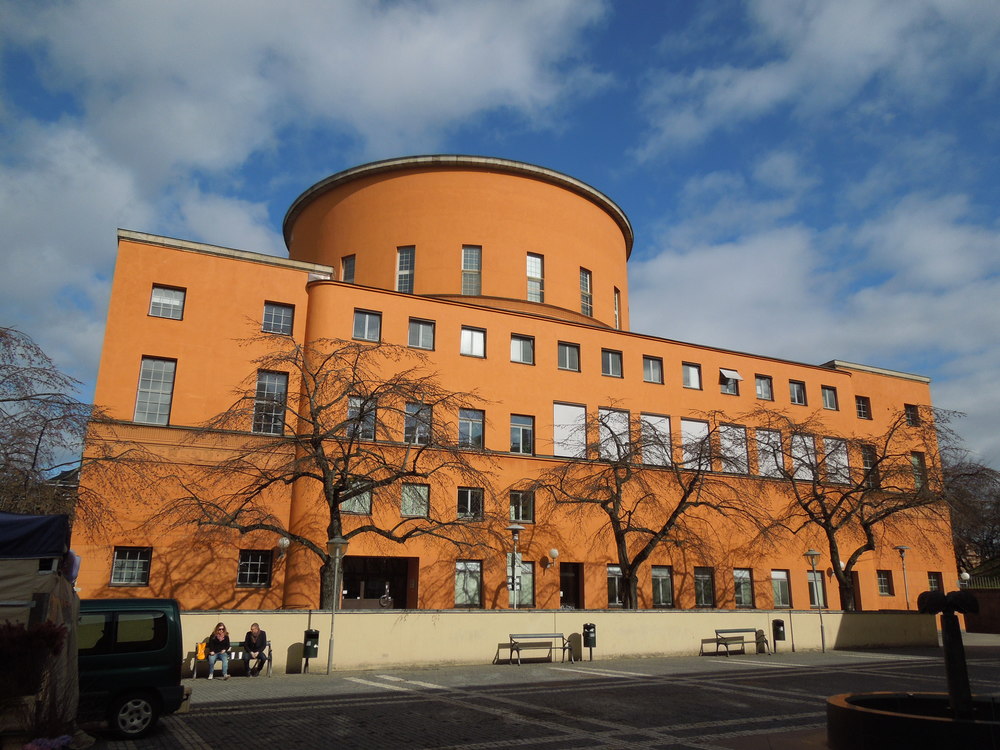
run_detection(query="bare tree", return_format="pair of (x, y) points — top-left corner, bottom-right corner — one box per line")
(530, 406), (766, 609)
(749, 405), (953, 610)
(944, 455), (1000, 574)
(143, 335), (499, 607)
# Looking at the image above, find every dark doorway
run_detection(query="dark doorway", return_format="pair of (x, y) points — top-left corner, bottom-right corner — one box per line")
(341, 556), (409, 609)
(559, 562), (583, 609)
(850, 570), (864, 611)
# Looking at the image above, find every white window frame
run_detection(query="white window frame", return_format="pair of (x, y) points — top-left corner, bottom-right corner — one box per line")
(509, 491), (534, 523)
(149, 285), (185, 320)
(791, 433), (816, 479)
(353, 310), (381, 341)
(824, 437), (850, 484)
(808, 570), (826, 608)
(734, 568), (754, 608)
(455, 560), (482, 607)
(789, 380), (807, 406)
(694, 567), (715, 607)
(553, 403), (586, 458)
(526, 253), (544, 303)
(856, 395), (872, 419)
(771, 570), (791, 608)
(756, 428), (783, 478)
(652, 565), (674, 608)
(601, 349), (623, 378)
(640, 413), (671, 466)
(607, 565), (625, 607)
(460, 327), (485, 357)
(401, 483), (429, 517)
(134, 357), (176, 426)
(510, 335), (534, 364)
(682, 363), (702, 390)
(755, 374), (773, 400)
(719, 368), (742, 395)
(347, 395), (376, 441)
(253, 370), (288, 435)
(110, 547), (151, 586)
(408, 319), (435, 350)
(462, 245), (482, 295)
(643, 356), (663, 384)
(457, 487), (484, 520)
(558, 342), (580, 372)
(598, 408), (630, 461)
(396, 245), (415, 293)
(262, 301), (294, 335)
(458, 408), (484, 449)
(822, 385), (839, 410)
(580, 268), (593, 316)
(510, 414), (534, 455)
(404, 402), (432, 444)
(680, 419), (710, 470)
(719, 424), (749, 474)
(341, 489), (372, 515)
(341, 255), (356, 283)
(236, 549), (273, 588)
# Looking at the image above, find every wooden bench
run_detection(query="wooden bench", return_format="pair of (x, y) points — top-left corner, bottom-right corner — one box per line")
(699, 628), (770, 657)
(190, 641), (273, 678)
(507, 633), (573, 665)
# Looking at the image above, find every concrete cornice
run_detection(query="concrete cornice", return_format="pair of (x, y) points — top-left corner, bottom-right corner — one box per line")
(823, 359), (931, 383)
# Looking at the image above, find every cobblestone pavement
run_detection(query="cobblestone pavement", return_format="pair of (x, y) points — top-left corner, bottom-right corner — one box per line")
(88, 636), (1000, 749)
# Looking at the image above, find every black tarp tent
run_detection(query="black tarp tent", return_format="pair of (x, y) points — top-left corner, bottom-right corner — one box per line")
(0, 511), (70, 559)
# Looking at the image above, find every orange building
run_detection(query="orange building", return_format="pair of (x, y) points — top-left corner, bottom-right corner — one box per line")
(76, 155), (957, 613)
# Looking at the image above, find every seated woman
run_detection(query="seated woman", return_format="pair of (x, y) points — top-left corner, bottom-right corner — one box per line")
(206, 622), (231, 680)
(242, 622), (268, 677)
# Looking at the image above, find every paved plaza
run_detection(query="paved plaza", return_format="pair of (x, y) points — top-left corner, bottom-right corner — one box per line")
(89, 634), (1000, 749)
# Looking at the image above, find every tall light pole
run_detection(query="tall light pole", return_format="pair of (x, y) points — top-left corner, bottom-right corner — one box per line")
(895, 544), (911, 610)
(326, 535), (349, 675)
(804, 549), (826, 653)
(506, 524), (524, 609)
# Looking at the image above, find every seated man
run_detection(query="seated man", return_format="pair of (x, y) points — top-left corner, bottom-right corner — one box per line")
(242, 622), (268, 677)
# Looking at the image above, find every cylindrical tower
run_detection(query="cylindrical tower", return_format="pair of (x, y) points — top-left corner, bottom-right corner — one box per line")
(283, 155), (633, 330)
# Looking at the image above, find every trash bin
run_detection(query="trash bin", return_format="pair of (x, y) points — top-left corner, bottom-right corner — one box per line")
(583, 623), (596, 648)
(772, 619), (785, 642)
(303, 629), (319, 659)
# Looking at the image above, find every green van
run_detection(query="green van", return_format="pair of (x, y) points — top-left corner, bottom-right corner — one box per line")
(77, 598), (191, 738)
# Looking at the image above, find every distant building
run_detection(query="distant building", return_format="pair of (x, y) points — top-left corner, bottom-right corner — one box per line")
(75, 155), (956, 612)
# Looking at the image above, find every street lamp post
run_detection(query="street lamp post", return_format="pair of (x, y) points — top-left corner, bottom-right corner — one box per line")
(506, 524), (524, 609)
(895, 545), (911, 610)
(804, 549), (826, 653)
(326, 535), (349, 675)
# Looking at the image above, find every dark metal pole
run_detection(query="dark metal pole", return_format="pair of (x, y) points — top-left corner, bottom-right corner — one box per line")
(940, 612), (974, 720)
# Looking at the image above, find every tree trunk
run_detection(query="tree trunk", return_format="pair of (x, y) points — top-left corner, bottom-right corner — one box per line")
(319, 557), (336, 609)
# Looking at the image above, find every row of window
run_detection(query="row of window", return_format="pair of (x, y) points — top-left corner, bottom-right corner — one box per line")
(149, 285), (295, 335)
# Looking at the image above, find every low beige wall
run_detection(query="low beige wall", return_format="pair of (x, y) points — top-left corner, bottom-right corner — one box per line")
(180, 608), (938, 675)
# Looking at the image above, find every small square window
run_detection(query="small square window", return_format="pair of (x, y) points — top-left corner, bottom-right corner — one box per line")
(149, 286), (185, 320)
(111, 547), (151, 586)
(755, 375), (773, 400)
(927, 572), (943, 592)
(511, 335), (534, 364)
(856, 396), (872, 419)
(821, 386), (838, 410)
(509, 491), (534, 523)
(643, 356), (663, 384)
(720, 368), (741, 395)
(408, 319), (435, 350)
(682, 363), (702, 390)
(460, 327), (486, 357)
(401, 483), (429, 517)
(602, 349), (623, 378)
(457, 487), (484, 520)
(353, 310), (381, 341)
(876, 570), (894, 596)
(905, 404), (921, 426)
(789, 380), (807, 405)
(262, 302), (294, 335)
(237, 550), (273, 588)
(558, 342), (580, 372)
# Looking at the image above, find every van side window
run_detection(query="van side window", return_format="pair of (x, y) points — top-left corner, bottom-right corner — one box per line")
(115, 611), (168, 654)
(78, 612), (114, 655)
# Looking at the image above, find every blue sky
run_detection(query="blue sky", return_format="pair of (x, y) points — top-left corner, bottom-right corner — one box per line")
(2, 0), (1000, 466)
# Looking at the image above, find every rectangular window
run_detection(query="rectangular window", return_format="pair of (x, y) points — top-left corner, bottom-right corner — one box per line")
(791, 434), (816, 479)
(719, 424), (749, 474)
(719, 368), (741, 395)
(510, 415), (534, 455)
(134, 357), (175, 425)
(861, 444), (880, 488)
(526, 253), (544, 303)
(734, 568), (754, 608)
(640, 413), (671, 466)
(401, 483), (429, 517)
(905, 404), (921, 426)
(237, 550), (273, 588)
(262, 301), (294, 335)
(807, 570), (826, 608)
(580, 268), (593, 316)
(824, 438), (850, 484)
(408, 318), (435, 350)
(455, 560), (482, 607)
(652, 566), (674, 608)
(558, 342), (580, 372)
(598, 408), (630, 461)
(509, 490), (534, 523)
(341, 489), (371, 515)
(911, 451), (927, 489)
(510, 335), (534, 364)
(607, 565), (625, 607)
(347, 395), (376, 440)
(553, 403), (586, 458)
(856, 395), (872, 419)
(460, 327), (485, 357)
(353, 310), (381, 341)
(613, 288), (621, 329)
(877, 570), (894, 596)
(110, 547), (151, 586)
(681, 419), (710, 469)
(458, 408), (484, 448)
(822, 386), (839, 410)
(643, 356), (663, 384)
(396, 245), (415, 293)
(341, 255), (356, 284)
(148, 285), (185, 320)
(771, 570), (791, 608)
(682, 363), (702, 390)
(927, 572), (943, 592)
(694, 567), (715, 607)
(756, 428), (783, 478)
(404, 402), (432, 444)
(462, 245), (482, 295)
(789, 380), (807, 405)
(457, 487), (484, 520)
(756, 375), (774, 401)
(253, 371), (287, 435)
(508, 559), (534, 608)
(601, 349), (623, 377)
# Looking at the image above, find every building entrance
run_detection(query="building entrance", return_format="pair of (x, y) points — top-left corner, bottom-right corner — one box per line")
(341, 556), (410, 609)
(559, 562), (583, 609)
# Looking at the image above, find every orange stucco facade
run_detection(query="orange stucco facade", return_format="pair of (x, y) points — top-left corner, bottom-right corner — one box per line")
(77, 156), (957, 614)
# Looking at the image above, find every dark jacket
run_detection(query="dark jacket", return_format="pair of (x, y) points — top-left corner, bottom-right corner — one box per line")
(207, 634), (230, 655)
(243, 630), (267, 655)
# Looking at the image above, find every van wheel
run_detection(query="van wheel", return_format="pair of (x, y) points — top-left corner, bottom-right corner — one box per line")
(109, 693), (160, 738)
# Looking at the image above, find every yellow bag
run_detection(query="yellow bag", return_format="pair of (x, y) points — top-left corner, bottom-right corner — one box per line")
(196, 642), (207, 660)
